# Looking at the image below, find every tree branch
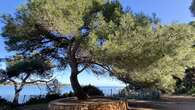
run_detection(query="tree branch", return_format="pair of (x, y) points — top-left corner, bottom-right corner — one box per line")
(78, 65), (88, 73)
(25, 78), (54, 84)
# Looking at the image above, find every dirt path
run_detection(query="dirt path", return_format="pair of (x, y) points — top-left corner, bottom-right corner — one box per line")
(128, 96), (195, 110)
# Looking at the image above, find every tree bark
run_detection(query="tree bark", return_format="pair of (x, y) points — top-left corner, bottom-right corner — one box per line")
(68, 41), (88, 100)
(11, 74), (30, 105)
(70, 65), (88, 100)
(13, 89), (21, 105)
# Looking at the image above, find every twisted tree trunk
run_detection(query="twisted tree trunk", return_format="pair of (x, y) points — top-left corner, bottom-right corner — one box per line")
(69, 42), (88, 100)
(13, 89), (21, 105)
(11, 74), (30, 105)
(70, 63), (87, 100)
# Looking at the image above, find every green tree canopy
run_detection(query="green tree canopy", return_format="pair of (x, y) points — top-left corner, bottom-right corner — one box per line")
(190, 0), (195, 16)
(0, 54), (53, 104)
(1, 0), (125, 100)
(90, 13), (195, 92)
(6, 55), (53, 78)
(1, 0), (195, 99)
(119, 24), (195, 92)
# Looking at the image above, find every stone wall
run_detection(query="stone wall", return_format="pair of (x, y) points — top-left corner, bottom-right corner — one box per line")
(48, 97), (128, 110)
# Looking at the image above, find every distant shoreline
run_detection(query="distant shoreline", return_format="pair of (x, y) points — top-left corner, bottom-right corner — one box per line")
(0, 83), (70, 87)
(0, 84), (125, 88)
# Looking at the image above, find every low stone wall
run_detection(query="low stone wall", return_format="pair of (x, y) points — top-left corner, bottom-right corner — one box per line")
(48, 97), (128, 110)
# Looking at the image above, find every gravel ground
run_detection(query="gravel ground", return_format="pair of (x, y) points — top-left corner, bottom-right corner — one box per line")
(128, 95), (195, 110)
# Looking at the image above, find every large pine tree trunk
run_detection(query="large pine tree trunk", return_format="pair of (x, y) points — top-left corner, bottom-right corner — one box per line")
(69, 42), (87, 100)
(70, 64), (87, 100)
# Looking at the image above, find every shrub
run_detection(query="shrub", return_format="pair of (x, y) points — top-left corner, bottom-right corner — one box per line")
(45, 93), (61, 101)
(174, 67), (195, 95)
(0, 97), (12, 110)
(25, 95), (47, 105)
(62, 91), (74, 97)
(118, 87), (161, 100)
(25, 92), (74, 105)
(25, 93), (61, 105)
(187, 86), (195, 96)
(82, 85), (104, 96)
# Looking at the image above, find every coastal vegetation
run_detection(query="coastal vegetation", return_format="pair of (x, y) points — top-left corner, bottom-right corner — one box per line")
(1, 0), (195, 100)
(0, 0), (195, 109)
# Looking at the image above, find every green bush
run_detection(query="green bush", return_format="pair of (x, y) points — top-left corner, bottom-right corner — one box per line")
(0, 97), (13, 110)
(187, 86), (195, 96)
(82, 85), (104, 96)
(62, 91), (74, 97)
(118, 87), (161, 100)
(174, 67), (195, 95)
(25, 95), (49, 105)
(45, 93), (61, 101)
(25, 92), (74, 105)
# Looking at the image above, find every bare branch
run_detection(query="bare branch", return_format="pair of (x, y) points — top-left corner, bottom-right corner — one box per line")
(92, 62), (115, 74)
(25, 78), (54, 84)
(78, 65), (89, 73)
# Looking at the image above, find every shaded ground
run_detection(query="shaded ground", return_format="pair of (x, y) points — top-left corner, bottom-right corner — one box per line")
(128, 95), (195, 110)
(13, 96), (195, 110)
(16, 104), (48, 110)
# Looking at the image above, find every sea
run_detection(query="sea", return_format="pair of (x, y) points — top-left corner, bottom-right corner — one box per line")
(0, 85), (124, 104)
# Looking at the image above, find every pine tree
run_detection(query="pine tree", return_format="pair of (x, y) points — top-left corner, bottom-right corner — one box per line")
(1, 0), (195, 99)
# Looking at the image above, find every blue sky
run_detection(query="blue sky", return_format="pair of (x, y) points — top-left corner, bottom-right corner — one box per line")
(121, 0), (194, 24)
(0, 0), (194, 86)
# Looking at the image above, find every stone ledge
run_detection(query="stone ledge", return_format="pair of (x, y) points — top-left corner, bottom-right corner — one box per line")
(48, 97), (128, 110)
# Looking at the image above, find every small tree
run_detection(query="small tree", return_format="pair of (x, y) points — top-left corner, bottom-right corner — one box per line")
(0, 55), (53, 104)
(46, 79), (61, 95)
